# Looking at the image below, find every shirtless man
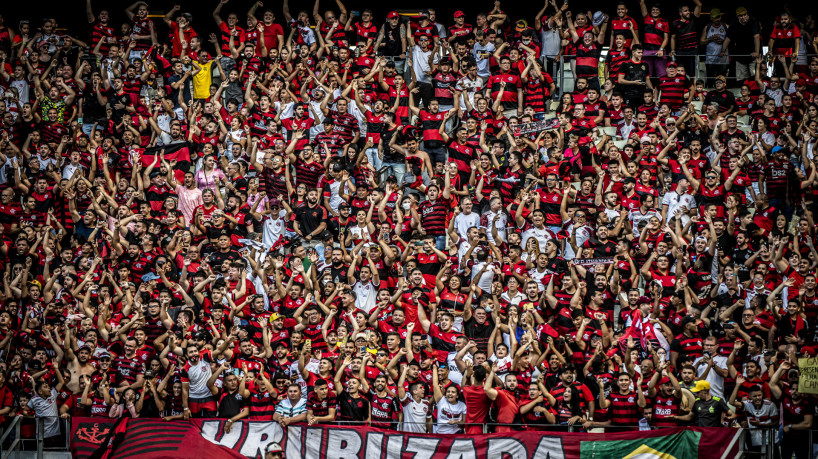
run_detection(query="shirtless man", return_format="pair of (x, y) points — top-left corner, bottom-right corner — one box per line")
(63, 341), (96, 393)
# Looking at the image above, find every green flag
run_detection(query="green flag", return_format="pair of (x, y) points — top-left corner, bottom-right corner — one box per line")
(580, 430), (701, 459)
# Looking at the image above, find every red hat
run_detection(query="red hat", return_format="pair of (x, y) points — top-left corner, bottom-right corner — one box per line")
(454, 10), (465, 18)
(387, 11), (399, 19)
(797, 78), (807, 86)
(666, 61), (678, 68)
(659, 377), (671, 385)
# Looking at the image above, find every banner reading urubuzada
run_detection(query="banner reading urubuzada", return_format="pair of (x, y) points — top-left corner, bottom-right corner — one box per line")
(71, 418), (743, 459)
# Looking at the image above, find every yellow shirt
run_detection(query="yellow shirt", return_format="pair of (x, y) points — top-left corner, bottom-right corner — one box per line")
(192, 61), (214, 100)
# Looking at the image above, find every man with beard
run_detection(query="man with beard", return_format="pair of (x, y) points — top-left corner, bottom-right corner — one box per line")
(353, 93), (388, 172)
(206, 234), (242, 266)
(214, 330), (267, 377)
(334, 357), (371, 424)
(64, 343), (96, 393)
(280, 103), (314, 149)
(267, 340), (293, 378)
(181, 343), (216, 418)
(484, 366), (522, 433)
(361, 373), (399, 429)
(111, 337), (145, 394)
(549, 365), (595, 417)
(669, 0), (702, 77)
(582, 225), (617, 257)
(294, 188), (328, 248)
(207, 363), (249, 431)
(325, 247), (350, 284)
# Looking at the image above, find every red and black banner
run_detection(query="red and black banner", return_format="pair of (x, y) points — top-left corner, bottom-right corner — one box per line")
(140, 142), (193, 184)
(71, 418), (744, 459)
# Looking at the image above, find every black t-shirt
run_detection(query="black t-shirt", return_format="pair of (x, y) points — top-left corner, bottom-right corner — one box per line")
(462, 316), (494, 348)
(693, 396), (731, 427)
(704, 90), (736, 113)
(206, 249), (241, 266)
(206, 224), (230, 241)
(217, 389), (249, 418)
(726, 18), (761, 59)
(619, 60), (649, 96)
(329, 263), (350, 284)
(336, 391), (371, 423)
(295, 204), (329, 236)
(107, 89), (132, 123)
(731, 247), (754, 282)
(380, 126), (402, 163)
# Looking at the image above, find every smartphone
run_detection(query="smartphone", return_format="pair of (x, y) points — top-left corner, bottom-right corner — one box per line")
(306, 339), (312, 346)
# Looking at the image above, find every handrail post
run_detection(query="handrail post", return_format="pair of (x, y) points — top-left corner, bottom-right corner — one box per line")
(36, 418), (44, 459)
(558, 55), (564, 99)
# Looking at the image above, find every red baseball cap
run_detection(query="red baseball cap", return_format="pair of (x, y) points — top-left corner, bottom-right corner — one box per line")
(387, 11), (399, 19)
(454, 10), (465, 18)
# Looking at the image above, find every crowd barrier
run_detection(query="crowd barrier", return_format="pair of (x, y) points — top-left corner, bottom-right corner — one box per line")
(3, 416), (814, 458)
(61, 417), (747, 459)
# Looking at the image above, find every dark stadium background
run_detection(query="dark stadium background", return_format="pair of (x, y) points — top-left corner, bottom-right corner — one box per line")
(0, 1), (790, 50)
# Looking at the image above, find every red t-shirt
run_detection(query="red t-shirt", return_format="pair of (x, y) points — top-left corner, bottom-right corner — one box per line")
(463, 385), (492, 434)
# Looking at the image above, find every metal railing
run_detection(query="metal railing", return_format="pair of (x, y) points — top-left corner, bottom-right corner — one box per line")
(553, 52), (773, 95)
(0, 417), (71, 459)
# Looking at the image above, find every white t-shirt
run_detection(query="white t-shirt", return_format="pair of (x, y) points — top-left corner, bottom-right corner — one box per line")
(454, 212), (481, 242)
(741, 400), (779, 446)
(262, 213), (286, 248)
(563, 222), (592, 260)
(28, 388), (60, 438)
(489, 354), (513, 379)
(521, 225), (555, 252)
(183, 357), (213, 399)
(400, 394), (432, 433)
(456, 240), (475, 266)
(324, 179), (350, 213)
(471, 261), (498, 293)
(434, 398), (467, 434)
(528, 267), (549, 291)
(483, 209), (507, 244)
(693, 354), (728, 399)
(353, 280), (378, 314)
(348, 224), (373, 245)
(662, 191), (697, 225)
(446, 351), (471, 386)
(629, 208), (662, 237)
(455, 75), (483, 111)
(411, 45), (433, 84)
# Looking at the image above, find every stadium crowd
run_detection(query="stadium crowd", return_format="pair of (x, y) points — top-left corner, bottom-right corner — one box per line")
(0, 0), (818, 456)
